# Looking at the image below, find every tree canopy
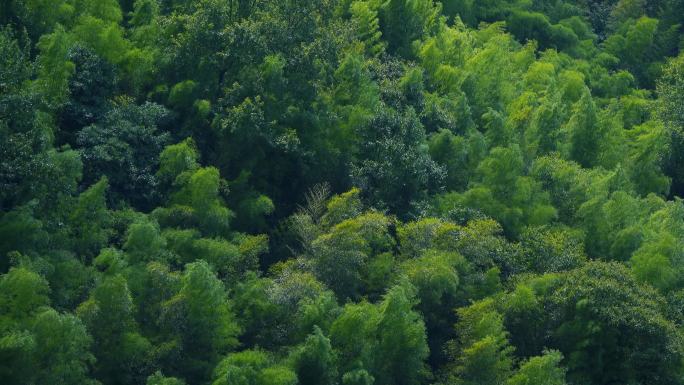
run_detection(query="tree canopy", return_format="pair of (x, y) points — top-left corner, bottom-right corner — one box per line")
(2, 0), (684, 384)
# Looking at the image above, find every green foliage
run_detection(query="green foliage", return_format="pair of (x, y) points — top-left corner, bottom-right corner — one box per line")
(0, 300), (97, 385)
(376, 282), (430, 385)
(658, 53), (684, 131)
(428, 128), (486, 191)
(0, 28), (82, 217)
(310, 211), (394, 299)
(331, 281), (429, 385)
(519, 226), (586, 273)
(68, 177), (111, 259)
(147, 371), (186, 385)
(438, 145), (556, 237)
(211, 350), (297, 385)
(342, 369), (375, 385)
(162, 260), (240, 382)
(604, 16), (665, 87)
(448, 299), (514, 385)
(507, 11), (579, 51)
(549, 262), (683, 384)
(380, 0), (442, 57)
(124, 220), (167, 264)
(154, 164), (235, 238)
(5, 1), (684, 385)
(564, 91), (601, 167)
(31, 309), (96, 385)
(658, 53), (684, 196)
(59, 45), (116, 143)
(77, 101), (170, 210)
(0, 267), (50, 322)
(77, 274), (150, 384)
(624, 120), (670, 196)
(290, 326), (338, 385)
(351, 106), (445, 216)
(507, 350), (566, 385)
(399, 249), (462, 364)
(351, 1), (386, 56)
(157, 139), (200, 184)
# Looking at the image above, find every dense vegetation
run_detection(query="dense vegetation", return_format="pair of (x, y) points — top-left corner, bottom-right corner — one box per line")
(2, 0), (684, 384)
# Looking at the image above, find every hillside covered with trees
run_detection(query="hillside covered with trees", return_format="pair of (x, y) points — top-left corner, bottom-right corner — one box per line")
(3, 0), (684, 384)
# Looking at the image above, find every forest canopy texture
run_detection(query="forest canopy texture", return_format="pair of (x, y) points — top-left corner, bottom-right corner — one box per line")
(3, 0), (684, 384)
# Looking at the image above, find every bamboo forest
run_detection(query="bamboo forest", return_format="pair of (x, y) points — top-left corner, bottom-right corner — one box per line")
(3, 0), (684, 384)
